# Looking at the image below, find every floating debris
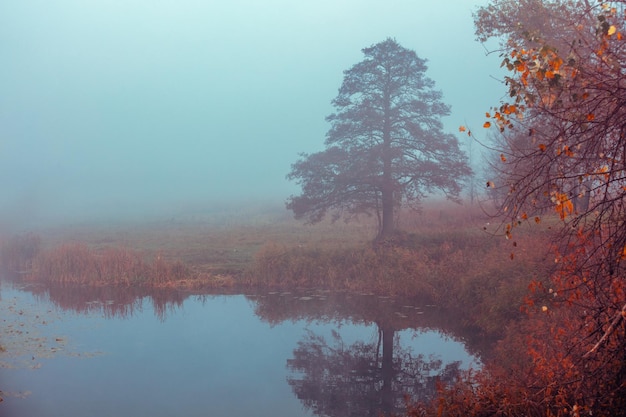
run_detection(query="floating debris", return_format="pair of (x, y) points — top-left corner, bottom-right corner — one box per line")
(1, 293), (101, 370)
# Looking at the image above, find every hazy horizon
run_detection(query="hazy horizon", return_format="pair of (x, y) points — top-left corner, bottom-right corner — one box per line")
(1, 0), (503, 230)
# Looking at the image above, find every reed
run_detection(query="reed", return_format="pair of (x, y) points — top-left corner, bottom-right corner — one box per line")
(27, 242), (234, 288)
(245, 242), (436, 295)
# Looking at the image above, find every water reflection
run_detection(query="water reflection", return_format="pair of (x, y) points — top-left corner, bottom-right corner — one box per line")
(250, 291), (482, 416)
(2, 279), (486, 417)
(19, 281), (227, 321)
(249, 291), (491, 357)
(288, 328), (462, 416)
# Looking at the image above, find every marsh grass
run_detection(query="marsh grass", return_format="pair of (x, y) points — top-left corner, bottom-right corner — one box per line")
(27, 243), (234, 288)
(246, 242), (436, 295)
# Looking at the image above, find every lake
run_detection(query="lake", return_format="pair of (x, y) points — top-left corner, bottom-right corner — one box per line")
(0, 279), (484, 417)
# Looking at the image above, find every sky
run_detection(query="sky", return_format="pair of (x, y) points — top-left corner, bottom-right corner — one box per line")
(0, 0), (504, 228)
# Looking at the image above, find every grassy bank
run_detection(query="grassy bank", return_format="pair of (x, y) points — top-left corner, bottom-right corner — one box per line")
(0, 203), (555, 334)
(245, 224), (554, 335)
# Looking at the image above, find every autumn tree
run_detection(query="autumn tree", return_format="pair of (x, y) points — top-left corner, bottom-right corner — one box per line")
(286, 38), (471, 239)
(424, 1), (626, 415)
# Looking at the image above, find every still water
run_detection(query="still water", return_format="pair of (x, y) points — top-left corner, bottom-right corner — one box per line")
(1, 280), (482, 417)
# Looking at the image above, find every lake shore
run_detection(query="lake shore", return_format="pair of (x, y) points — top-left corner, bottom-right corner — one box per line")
(1, 203), (556, 340)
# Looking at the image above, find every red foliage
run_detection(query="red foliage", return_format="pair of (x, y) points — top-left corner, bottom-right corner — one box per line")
(410, 230), (626, 416)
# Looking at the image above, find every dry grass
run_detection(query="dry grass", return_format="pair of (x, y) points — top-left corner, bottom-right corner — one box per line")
(14, 205), (376, 276)
(0, 204), (373, 288)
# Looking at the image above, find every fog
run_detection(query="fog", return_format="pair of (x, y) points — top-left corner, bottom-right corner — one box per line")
(1, 0), (502, 229)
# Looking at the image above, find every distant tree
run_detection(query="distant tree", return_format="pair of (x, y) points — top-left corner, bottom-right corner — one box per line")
(286, 38), (471, 239)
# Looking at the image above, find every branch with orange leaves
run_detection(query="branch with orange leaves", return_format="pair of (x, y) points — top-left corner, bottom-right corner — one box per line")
(582, 302), (626, 358)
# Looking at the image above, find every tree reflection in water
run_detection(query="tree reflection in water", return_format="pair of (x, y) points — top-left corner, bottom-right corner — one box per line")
(287, 326), (462, 417)
(252, 291), (483, 417)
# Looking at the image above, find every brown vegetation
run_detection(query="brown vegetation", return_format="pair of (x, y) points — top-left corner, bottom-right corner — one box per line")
(1, 237), (234, 289)
(247, 216), (554, 338)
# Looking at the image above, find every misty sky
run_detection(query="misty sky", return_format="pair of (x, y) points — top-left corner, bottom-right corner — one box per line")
(1, 0), (503, 226)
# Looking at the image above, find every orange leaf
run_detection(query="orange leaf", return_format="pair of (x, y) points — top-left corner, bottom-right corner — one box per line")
(587, 113), (595, 121)
(502, 105), (511, 115)
(483, 121), (492, 128)
(554, 192), (574, 220)
(538, 144), (547, 152)
(458, 125), (466, 132)
(521, 72), (529, 86)
(564, 145), (574, 157)
(534, 216), (541, 224)
(500, 153), (507, 162)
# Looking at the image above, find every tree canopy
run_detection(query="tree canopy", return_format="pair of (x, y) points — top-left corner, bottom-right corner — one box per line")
(286, 38), (471, 238)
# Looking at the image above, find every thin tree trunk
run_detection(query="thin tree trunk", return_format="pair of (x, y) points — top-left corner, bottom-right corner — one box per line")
(380, 324), (394, 412)
(381, 180), (394, 238)
(380, 88), (394, 239)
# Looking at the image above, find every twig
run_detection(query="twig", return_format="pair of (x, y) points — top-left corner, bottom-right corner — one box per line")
(583, 302), (626, 358)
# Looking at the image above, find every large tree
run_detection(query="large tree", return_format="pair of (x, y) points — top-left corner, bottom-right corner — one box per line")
(286, 38), (471, 238)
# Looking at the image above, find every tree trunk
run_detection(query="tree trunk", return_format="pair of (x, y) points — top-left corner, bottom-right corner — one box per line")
(380, 88), (394, 239)
(381, 179), (394, 238)
(380, 324), (395, 412)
